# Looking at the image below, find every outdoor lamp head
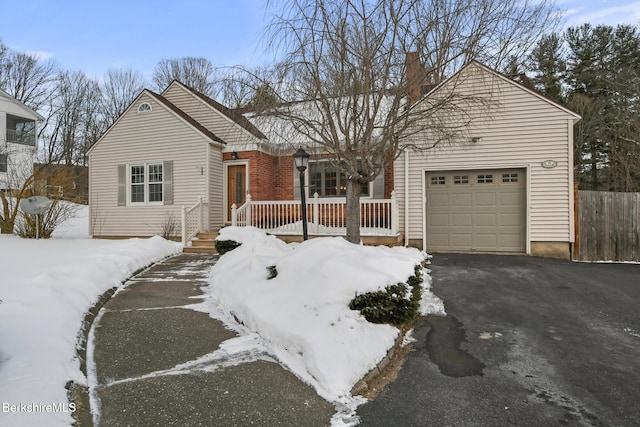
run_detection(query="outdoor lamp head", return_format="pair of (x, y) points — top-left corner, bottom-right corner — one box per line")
(293, 146), (310, 172)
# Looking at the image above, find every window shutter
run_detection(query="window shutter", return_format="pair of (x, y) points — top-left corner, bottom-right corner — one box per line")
(372, 169), (385, 199)
(163, 160), (173, 205)
(117, 164), (126, 206)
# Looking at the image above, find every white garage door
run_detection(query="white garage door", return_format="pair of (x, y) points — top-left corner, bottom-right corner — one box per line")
(426, 169), (526, 252)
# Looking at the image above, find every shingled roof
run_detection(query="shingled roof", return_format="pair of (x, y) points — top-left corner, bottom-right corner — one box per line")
(176, 82), (268, 141)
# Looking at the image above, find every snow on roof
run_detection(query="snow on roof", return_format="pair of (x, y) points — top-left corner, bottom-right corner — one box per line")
(242, 93), (403, 149)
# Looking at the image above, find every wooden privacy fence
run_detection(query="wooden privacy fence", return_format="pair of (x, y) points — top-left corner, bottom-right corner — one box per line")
(575, 190), (640, 262)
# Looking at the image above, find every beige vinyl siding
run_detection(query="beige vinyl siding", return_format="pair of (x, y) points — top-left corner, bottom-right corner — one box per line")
(163, 84), (255, 145)
(89, 92), (218, 237)
(395, 62), (578, 248)
(208, 144), (224, 229)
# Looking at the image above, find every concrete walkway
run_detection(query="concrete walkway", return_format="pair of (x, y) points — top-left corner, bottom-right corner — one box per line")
(89, 254), (334, 427)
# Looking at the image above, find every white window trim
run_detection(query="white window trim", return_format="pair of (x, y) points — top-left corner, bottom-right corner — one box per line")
(137, 102), (152, 113)
(127, 162), (164, 205)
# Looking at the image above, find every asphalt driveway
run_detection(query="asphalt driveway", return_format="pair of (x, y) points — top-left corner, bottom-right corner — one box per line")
(358, 254), (640, 426)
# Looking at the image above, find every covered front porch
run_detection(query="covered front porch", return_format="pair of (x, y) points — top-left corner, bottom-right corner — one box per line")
(231, 192), (401, 245)
(180, 192), (402, 249)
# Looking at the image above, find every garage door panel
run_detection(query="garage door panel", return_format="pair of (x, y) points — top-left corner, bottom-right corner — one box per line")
(429, 213), (449, 227)
(500, 192), (523, 206)
(476, 213), (497, 227)
(430, 234), (451, 247)
(452, 193), (472, 206)
(500, 234), (523, 248)
(426, 169), (525, 253)
(476, 234), (498, 248)
(451, 233), (472, 247)
(500, 213), (522, 227)
(452, 213), (473, 226)
(429, 193), (450, 208)
(476, 192), (497, 206)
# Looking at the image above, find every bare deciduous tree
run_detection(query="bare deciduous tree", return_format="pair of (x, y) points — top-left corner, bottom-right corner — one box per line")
(152, 57), (219, 95)
(40, 71), (103, 165)
(215, 66), (279, 109)
(261, 0), (559, 243)
(101, 67), (146, 127)
(0, 45), (58, 112)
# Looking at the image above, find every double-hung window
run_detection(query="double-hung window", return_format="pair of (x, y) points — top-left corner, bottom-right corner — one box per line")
(309, 160), (370, 197)
(129, 163), (163, 204)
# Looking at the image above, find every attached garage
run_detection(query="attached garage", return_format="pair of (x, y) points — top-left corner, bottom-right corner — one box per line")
(425, 169), (526, 253)
(395, 61), (582, 259)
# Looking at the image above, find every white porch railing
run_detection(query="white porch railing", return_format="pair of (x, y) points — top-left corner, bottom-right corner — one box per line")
(232, 191), (398, 236)
(181, 197), (206, 246)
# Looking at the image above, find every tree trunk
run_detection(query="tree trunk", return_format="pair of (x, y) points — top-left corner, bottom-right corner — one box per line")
(345, 178), (361, 244)
(1, 193), (15, 234)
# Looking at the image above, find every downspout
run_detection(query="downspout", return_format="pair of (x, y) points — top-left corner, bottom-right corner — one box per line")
(404, 149), (410, 246)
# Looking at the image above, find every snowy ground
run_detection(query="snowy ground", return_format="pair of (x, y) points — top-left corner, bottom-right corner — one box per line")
(0, 206), (182, 426)
(196, 226), (445, 425)
(0, 206), (444, 427)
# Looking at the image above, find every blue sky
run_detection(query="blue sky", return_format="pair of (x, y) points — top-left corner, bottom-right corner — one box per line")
(2, 0), (640, 82)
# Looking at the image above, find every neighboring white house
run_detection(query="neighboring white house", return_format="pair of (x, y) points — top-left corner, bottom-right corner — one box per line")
(0, 88), (43, 191)
(395, 61), (581, 259)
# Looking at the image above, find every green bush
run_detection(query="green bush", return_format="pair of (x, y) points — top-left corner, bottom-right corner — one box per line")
(349, 265), (423, 326)
(214, 239), (241, 255)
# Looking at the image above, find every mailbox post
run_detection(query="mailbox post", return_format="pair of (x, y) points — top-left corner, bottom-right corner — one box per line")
(19, 196), (52, 239)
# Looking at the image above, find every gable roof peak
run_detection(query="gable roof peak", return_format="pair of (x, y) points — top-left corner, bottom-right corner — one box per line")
(165, 81), (268, 141)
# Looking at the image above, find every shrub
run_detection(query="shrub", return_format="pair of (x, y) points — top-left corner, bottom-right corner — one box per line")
(15, 200), (79, 239)
(159, 213), (178, 239)
(215, 239), (241, 255)
(349, 265), (423, 326)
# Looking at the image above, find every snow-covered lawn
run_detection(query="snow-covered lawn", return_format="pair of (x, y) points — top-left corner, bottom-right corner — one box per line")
(0, 206), (444, 427)
(0, 206), (182, 426)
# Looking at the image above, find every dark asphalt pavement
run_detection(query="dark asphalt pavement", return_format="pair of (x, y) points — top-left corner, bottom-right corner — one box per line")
(90, 254), (334, 427)
(358, 254), (640, 426)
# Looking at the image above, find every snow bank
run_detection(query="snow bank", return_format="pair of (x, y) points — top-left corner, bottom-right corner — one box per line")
(205, 227), (443, 405)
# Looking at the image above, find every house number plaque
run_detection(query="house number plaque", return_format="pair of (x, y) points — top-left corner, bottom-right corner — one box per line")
(541, 160), (557, 169)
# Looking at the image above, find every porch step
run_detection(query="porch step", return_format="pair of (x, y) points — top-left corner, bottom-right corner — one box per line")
(183, 232), (218, 254)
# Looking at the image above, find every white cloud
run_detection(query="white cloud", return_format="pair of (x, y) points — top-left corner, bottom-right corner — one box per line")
(567, 1), (640, 26)
(25, 50), (54, 60)
(562, 8), (583, 17)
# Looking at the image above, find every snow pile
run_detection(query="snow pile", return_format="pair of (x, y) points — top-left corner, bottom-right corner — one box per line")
(0, 205), (181, 427)
(206, 227), (444, 405)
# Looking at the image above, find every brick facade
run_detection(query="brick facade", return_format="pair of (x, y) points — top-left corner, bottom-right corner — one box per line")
(223, 150), (393, 202)
(384, 162), (394, 199)
(223, 151), (295, 201)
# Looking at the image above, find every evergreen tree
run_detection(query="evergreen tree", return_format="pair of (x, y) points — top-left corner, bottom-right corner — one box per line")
(565, 24), (640, 191)
(527, 33), (565, 104)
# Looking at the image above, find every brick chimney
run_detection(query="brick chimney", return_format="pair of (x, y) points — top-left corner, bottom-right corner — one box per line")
(405, 51), (422, 105)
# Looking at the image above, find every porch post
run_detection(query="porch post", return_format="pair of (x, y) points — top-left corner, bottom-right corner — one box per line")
(246, 194), (252, 226)
(313, 192), (320, 234)
(197, 196), (204, 233)
(181, 205), (187, 246)
(391, 190), (399, 235)
(231, 204), (237, 227)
